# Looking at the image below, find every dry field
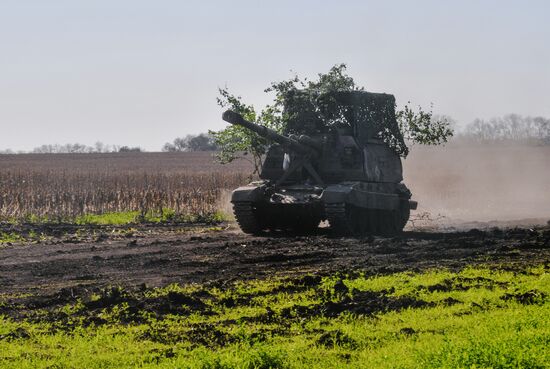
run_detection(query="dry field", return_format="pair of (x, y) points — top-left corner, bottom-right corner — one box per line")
(0, 144), (548, 369)
(1, 143), (548, 226)
(0, 152), (252, 221)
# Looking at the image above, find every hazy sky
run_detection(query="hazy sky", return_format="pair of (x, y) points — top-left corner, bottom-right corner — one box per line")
(1, 0), (549, 151)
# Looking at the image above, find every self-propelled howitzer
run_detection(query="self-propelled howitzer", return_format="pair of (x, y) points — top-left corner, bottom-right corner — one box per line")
(222, 90), (417, 236)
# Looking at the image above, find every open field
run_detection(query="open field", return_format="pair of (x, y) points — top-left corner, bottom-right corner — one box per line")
(0, 144), (549, 368)
(1, 224), (549, 295)
(1, 144), (548, 225)
(0, 152), (250, 222)
(0, 225), (549, 368)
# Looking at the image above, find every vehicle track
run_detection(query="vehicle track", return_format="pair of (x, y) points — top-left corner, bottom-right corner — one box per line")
(0, 225), (548, 297)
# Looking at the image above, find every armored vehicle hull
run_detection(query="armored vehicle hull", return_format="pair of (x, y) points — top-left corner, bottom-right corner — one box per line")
(231, 180), (416, 236)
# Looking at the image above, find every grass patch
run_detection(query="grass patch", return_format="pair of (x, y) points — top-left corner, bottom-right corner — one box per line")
(0, 232), (25, 244)
(75, 211), (141, 225)
(75, 209), (229, 225)
(0, 210), (230, 244)
(74, 209), (228, 225)
(0, 265), (548, 368)
(0, 210), (229, 227)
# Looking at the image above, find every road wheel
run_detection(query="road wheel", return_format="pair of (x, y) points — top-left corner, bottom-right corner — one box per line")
(233, 202), (263, 235)
(376, 210), (401, 236)
(326, 203), (363, 236)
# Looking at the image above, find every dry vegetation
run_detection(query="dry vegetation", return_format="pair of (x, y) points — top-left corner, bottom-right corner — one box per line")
(0, 152), (252, 222)
(0, 145), (548, 369)
(1, 143), (548, 225)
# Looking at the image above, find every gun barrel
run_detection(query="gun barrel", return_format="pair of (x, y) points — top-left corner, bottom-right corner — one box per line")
(222, 110), (314, 155)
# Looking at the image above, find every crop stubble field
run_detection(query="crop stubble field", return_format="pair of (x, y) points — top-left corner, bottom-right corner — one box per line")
(1, 144), (549, 224)
(0, 145), (549, 368)
(0, 152), (251, 222)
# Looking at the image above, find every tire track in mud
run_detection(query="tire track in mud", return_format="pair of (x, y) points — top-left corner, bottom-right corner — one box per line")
(0, 227), (548, 297)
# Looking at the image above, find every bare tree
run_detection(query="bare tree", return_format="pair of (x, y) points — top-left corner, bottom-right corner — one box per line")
(463, 114), (550, 143)
(30, 142), (128, 154)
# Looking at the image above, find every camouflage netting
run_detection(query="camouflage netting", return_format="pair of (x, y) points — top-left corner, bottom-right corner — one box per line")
(283, 90), (408, 157)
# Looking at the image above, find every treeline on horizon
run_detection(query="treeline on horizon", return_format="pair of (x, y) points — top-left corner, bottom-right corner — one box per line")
(1, 113), (549, 154)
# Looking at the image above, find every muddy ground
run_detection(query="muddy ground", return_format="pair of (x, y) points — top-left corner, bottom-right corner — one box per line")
(0, 221), (549, 301)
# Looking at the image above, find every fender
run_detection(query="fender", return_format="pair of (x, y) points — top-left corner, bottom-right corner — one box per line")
(321, 183), (400, 210)
(231, 185), (266, 203)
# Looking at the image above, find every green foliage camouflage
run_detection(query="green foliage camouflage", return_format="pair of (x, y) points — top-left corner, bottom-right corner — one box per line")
(282, 90), (409, 156)
(212, 64), (453, 173)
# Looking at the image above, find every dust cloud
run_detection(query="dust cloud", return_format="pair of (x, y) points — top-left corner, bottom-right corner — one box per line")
(217, 188), (235, 221)
(404, 143), (550, 228)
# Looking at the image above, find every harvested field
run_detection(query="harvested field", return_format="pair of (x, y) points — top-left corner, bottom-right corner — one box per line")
(0, 152), (251, 173)
(1, 144), (548, 223)
(0, 144), (548, 368)
(0, 152), (251, 220)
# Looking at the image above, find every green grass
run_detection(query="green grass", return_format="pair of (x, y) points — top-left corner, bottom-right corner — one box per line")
(0, 210), (229, 227)
(75, 209), (228, 225)
(0, 230), (51, 246)
(0, 210), (230, 244)
(0, 265), (548, 368)
(75, 211), (142, 225)
(0, 232), (25, 244)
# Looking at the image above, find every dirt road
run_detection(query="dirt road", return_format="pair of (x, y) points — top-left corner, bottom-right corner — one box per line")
(1, 224), (548, 297)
